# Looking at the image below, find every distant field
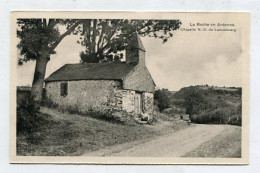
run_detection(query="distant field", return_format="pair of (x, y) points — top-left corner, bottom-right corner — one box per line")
(196, 86), (239, 92)
(212, 87), (239, 91)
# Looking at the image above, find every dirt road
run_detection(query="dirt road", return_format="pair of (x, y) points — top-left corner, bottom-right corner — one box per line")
(84, 124), (232, 157)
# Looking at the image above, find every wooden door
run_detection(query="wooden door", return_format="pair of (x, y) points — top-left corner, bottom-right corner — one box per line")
(134, 93), (142, 115)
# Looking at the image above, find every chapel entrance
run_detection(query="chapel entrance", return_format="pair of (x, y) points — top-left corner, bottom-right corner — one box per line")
(134, 93), (142, 115)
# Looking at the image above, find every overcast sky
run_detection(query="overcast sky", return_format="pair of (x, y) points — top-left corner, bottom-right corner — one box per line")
(17, 15), (243, 91)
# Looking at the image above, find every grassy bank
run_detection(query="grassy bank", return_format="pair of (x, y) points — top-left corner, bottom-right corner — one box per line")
(17, 106), (189, 156)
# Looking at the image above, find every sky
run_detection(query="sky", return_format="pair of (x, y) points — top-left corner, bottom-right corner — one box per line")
(17, 15), (244, 91)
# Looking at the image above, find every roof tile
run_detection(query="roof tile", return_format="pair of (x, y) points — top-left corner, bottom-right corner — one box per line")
(44, 62), (137, 82)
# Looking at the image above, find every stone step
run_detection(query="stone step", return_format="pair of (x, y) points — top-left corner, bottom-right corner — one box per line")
(135, 118), (148, 124)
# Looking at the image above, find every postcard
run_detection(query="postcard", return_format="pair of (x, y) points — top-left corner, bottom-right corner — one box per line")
(10, 11), (250, 164)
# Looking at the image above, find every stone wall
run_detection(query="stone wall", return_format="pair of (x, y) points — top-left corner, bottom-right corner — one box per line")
(45, 80), (154, 118)
(45, 80), (122, 113)
(142, 92), (154, 115)
(121, 90), (154, 116)
(122, 90), (135, 114)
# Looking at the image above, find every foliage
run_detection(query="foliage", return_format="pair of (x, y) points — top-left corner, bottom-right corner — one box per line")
(17, 106), (187, 156)
(77, 19), (182, 63)
(183, 87), (207, 115)
(162, 107), (185, 115)
(17, 18), (181, 101)
(154, 88), (172, 112)
(17, 19), (82, 65)
(41, 97), (59, 109)
(17, 19), (84, 101)
(41, 97), (136, 125)
(17, 95), (52, 135)
(17, 18), (181, 64)
(172, 86), (242, 126)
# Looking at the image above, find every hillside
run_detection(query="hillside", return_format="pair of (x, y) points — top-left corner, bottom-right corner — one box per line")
(17, 106), (189, 156)
(171, 86), (242, 126)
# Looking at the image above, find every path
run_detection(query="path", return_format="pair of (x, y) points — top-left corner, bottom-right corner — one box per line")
(84, 124), (231, 157)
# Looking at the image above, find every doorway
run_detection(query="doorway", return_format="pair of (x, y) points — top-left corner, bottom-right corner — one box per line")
(134, 93), (142, 115)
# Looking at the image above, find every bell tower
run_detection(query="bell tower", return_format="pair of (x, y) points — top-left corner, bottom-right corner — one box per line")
(126, 33), (146, 66)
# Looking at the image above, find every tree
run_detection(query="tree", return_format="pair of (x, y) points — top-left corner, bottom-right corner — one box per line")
(17, 19), (181, 101)
(77, 19), (182, 62)
(154, 89), (172, 112)
(184, 88), (206, 116)
(17, 19), (84, 101)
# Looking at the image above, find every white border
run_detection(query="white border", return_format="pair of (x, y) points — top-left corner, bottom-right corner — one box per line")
(9, 11), (250, 165)
(1, 0), (260, 172)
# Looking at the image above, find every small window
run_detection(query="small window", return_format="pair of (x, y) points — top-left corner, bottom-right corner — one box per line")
(60, 82), (68, 97)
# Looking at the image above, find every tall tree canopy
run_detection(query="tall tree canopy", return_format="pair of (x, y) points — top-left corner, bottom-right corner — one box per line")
(17, 18), (181, 101)
(17, 19), (83, 101)
(76, 19), (182, 63)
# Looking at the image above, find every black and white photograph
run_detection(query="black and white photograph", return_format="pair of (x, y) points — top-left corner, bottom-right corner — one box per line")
(10, 12), (250, 164)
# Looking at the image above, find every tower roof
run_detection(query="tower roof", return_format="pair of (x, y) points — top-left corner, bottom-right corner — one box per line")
(127, 32), (146, 52)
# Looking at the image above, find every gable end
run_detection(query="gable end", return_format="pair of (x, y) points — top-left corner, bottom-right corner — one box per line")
(123, 65), (155, 93)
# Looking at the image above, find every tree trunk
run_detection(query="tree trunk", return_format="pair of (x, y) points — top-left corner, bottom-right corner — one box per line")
(31, 54), (50, 102)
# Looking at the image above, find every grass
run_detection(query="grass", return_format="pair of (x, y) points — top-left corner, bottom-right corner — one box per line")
(17, 106), (189, 156)
(184, 125), (241, 158)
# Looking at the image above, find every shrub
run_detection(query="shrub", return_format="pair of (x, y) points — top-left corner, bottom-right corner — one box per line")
(162, 107), (185, 115)
(41, 96), (137, 126)
(229, 115), (242, 126)
(154, 88), (172, 112)
(177, 86), (242, 126)
(41, 97), (59, 109)
(87, 110), (137, 126)
(171, 99), (185, 107)
(66, 105), (81, 115)
(153, 106), (175, 121)
(190, 107), (241, 125)
(17, 95), (52, 134)
(184, 88), (207, 115)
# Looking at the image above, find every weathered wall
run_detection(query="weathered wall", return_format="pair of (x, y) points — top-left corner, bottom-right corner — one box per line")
(121, 90), (154, 116)
(122, 90), (135, 115)
(45, 80), (154, 117)
(123, 65), (155, 93)
(142, 92), (154, 115)
(45, 80), (122, 113)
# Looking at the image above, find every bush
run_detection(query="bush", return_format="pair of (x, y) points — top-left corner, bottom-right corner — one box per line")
(229, 115), (242, 126)
(153, 106), (175, 121)
(154, 89), (172, 112)
(41, 97), (59, 109)
(184, 88), (207, 115)
(162, 107), (185, 115)
(17, 95), (52, 134)
(84, 109), (137, 126)
(41, 96), (137, 126)
(190, 107), (241, 126)
(174, 86), (242, 126)
(171, 99), (185, 107)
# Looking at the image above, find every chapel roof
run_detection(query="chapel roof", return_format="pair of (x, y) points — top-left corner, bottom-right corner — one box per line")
(44, 62), (137, 82)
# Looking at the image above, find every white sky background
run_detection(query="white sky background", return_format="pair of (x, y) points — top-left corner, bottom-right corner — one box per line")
(17, 15), (243, 91)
